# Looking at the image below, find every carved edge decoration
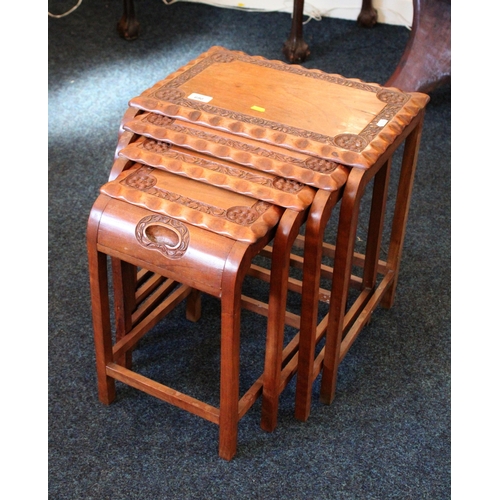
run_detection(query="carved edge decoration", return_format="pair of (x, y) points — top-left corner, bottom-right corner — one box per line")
(118, 137), (316, 210)
(123, 113), (343, 191)
(100, 165), (283, 243)
(129, 46), (430, 169)
(136, 214), (190, 259)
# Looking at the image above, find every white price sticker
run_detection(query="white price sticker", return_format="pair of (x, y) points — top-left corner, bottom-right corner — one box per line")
(188, 93), (213, 103)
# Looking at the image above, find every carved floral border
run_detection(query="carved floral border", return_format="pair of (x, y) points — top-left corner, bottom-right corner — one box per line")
(122, 166), (272, 226)
(149, 49), (410, 153)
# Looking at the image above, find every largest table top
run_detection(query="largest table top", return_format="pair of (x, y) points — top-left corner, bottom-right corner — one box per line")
(130, 46), (429, 169)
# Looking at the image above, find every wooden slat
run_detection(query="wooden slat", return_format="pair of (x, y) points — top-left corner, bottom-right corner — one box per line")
(238, 377), (263, 420)
(241, 295), (301, 329)
(132, 278), (179, 326)
(113, 284), (192, 357)
(106, 363), (220, 424)
(135, 272), (167, 304)
(339, 271), (395, 361)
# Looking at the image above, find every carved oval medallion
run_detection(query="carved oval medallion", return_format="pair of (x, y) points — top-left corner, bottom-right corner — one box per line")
(136, 215), (190, 259)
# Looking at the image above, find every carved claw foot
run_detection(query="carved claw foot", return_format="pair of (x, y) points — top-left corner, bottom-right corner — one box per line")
(283, 36), (311, 64)
(357, 7), (378, 28)
(117, 0), (139, 41)
(357, 0), (378, 28)
(117, 14), (139, 40)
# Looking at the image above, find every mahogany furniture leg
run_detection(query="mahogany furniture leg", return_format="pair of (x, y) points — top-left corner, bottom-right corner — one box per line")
(380, 114), (425, 308)
(218, 241), (251, 460)
(87, 196), (116, 405)
(319, 168), (370, 405)
(282, 0), (311, 63)
(295, 160), (389, 414)
(294, 189), (342, 422)
(117, 0), (140, 41)
(283, 0), (377, 63)
(357, 0), (378, 28)
(111, 258), (136, 368)
(261, 209), (306, 432)
(186, 288), (202, 322)
(385, 0), (451, 93)
(361, 158), (391, 291)
(319, 111), (426, 405)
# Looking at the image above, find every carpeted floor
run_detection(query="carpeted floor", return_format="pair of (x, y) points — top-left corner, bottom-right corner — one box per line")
(48, 1), (450, 498)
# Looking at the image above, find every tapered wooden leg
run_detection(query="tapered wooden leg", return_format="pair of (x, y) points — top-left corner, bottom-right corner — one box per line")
(381, 115), (425, 309)
(87, 200), (116, 404)
(261, 209), (305, 432)
(218, 241), (250, 460)
(88, 248), (116, 404)
(112, 258), (137, 368)
(320, 169), (368, 405)
(219, 297), (240, 460)
(294, 190), (340, 422)
(362, 159), (391, 290)
(357, 0), (378, 27)
(186, 288), (202, 322)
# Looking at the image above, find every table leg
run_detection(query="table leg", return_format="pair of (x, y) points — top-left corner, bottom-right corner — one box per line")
(112, 258), (137, 368)
(381, 113), (425, 308)
(117, 0), (140, 41)
(319, 168), (370, 405)
(294, 189), (342, 421)
(261, 209), (306, 432)
(282, 0), (310, 63)
(357, 0), (378, 28)
(87, 197), (116, 404)
(218, 241), (253, 460)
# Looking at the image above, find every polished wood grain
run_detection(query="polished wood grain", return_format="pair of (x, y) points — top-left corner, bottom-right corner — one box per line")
(129, 46), (429, 169)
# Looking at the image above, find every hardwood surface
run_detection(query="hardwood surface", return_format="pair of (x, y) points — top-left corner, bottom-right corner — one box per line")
(129, 46), (428, 169)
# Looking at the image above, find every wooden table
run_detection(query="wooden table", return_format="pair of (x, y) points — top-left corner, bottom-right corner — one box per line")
(88, 47), (429, 458)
